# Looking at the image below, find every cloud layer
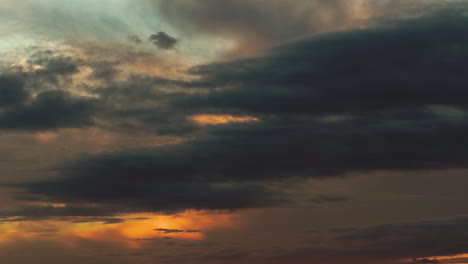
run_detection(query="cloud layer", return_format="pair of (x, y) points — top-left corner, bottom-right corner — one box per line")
(1, 8), (465, 218)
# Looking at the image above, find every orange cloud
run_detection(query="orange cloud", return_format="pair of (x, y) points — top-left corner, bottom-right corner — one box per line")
(190, 115), (259, 125)
(426, 254), (468, 264)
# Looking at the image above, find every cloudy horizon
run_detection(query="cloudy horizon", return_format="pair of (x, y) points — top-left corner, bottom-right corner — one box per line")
(1, 1), (468, 264)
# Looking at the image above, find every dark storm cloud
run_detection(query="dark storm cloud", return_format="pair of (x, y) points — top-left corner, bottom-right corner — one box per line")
(149, 32), (178, 50)
(14, 7), (468, 213)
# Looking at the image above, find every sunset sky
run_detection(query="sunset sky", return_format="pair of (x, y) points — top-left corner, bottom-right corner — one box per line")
(1, 1), (468, 263)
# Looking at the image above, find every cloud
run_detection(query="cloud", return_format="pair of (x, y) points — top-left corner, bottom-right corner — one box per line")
(149, 32), (178, 50)
(0, 89), (97, 131)
(22, 174), (289, 213)
(182, 9), (468, 116)
(0, 74), (29, 108)
(27, 50), (79, 83)
(11, 5), (468, 214)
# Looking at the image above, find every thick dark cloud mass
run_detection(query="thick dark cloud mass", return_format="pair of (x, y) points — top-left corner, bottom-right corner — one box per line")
(23, 171), (288, 213)
(0, 60), (97, 130)
(0, 90), (97, 130)
(0, 75), (29, 108)
(11, 8), (468, 215)
(183, 10), (468, 115)
(149, 32), (178, 50)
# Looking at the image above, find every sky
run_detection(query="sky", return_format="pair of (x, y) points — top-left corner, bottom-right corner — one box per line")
(1, 0), (468, 263)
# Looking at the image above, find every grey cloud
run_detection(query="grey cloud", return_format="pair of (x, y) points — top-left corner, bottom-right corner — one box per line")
(149, 32), (178, 50)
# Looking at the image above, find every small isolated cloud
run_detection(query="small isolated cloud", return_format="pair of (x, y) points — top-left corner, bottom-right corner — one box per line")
(149, 32), (178, 50)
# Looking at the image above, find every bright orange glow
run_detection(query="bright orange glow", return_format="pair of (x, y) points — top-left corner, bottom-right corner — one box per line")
(0, 210), (238, 248)
(190, 114), (259, 125)
(423, 253), (468, 264)
(407, 254), (468, 264)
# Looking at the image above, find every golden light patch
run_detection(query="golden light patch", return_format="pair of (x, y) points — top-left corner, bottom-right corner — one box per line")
(0, 211), (238, 248)
(190, 115), (259, 125)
